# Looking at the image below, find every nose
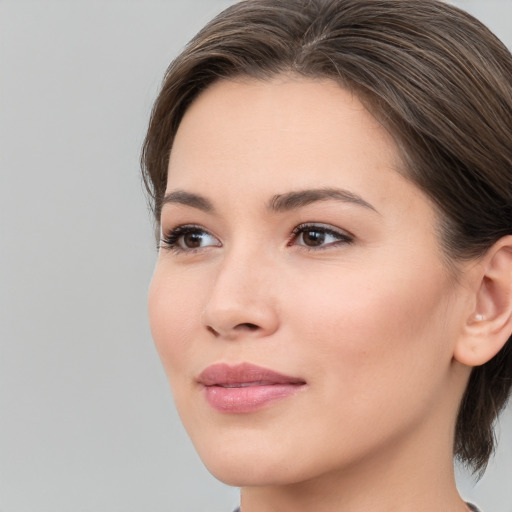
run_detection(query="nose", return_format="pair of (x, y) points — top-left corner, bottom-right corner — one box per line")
(201, 250), (280, 340)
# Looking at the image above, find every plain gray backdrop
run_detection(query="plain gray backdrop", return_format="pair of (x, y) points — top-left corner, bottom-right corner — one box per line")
(1, 1), (511, 511)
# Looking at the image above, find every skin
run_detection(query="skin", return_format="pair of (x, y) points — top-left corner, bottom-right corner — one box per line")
(148, 76), (476, 512)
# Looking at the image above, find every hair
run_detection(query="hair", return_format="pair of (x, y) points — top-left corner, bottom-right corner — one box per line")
(141, 0), (512, 473)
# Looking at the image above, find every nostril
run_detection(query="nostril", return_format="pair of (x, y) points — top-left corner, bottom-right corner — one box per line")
(204, 321), (263, 338)
(207, 326), (219, 337)
(237, 322), (259, 331)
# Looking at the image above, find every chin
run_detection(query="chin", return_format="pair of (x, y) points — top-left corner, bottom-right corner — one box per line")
(190, 430), (310, 487)
(194, 426), (356, 490)
(203, 454), (307, 488)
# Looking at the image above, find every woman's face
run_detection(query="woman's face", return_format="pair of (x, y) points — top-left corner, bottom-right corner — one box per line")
(149, 77), (470, 486)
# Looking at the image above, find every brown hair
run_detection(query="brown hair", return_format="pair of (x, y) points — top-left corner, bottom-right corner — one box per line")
(141, 0), (512, 473)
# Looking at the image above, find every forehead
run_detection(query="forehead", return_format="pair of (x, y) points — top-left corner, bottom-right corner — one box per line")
(167, 76), (402, 193)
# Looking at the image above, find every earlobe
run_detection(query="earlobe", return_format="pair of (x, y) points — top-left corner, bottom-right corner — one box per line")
(454, 235), (512, 367)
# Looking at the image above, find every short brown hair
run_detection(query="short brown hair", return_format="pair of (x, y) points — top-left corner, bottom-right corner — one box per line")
(141, 0), (512, 473)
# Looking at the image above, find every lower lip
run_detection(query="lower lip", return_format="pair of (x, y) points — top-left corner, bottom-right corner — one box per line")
(203, 384), (304, 413)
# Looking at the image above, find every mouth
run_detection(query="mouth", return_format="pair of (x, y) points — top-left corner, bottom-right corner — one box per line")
(216, 381), (288, 388)
(197, 362), (306, 413)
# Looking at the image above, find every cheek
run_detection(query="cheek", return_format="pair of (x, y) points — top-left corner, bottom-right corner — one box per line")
(289, 261), (454, 398)
(148, 266), (202, 379)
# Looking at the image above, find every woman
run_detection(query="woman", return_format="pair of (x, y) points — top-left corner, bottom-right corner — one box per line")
(142, 1), (512, 510)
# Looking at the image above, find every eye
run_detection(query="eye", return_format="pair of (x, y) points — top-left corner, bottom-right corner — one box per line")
(160, 225), (221, 252)
(290, 223), (353, 249)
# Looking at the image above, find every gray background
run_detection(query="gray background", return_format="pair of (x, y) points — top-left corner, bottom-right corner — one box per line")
(0, 1), (511, 511)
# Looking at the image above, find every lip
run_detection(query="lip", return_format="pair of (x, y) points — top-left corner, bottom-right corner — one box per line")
(197, 363), (306, 413)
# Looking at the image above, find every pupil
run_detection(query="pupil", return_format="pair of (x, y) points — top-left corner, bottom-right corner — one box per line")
(184, 232), (202, 248)
(303, 230), (325, 246)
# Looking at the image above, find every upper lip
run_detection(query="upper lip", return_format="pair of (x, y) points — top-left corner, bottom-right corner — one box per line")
(198, 363), (306, 387)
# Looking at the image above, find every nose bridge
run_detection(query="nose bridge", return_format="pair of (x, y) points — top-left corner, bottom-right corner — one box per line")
(202, 241), (279, 338)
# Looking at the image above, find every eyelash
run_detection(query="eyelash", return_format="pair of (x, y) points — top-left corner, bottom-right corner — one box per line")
(159, 224), (219, 253)
(159, 223), (354, 253)
(289, 223), (354, 250)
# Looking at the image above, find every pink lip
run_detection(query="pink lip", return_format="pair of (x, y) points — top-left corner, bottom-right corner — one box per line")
(198, 363), (306, 413)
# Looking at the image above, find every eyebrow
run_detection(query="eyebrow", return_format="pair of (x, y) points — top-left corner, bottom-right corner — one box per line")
(268, 188), (378, 213)
(160, 187), (378, 215)
(161, 190), (214, 212)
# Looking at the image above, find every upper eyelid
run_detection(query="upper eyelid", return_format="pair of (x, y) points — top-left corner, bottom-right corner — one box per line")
(292, 222), (354, 238)
(161, 223), (219, 240)
(161, 223), (206, 236)
(162, 221), (351, 235)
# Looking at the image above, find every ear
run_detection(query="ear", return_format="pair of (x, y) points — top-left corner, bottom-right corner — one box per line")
(454, 235), (512, 367)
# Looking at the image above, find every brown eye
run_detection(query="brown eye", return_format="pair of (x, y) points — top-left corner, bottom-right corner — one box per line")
(177, 229), (220, 250)
(292, 223), (353, 249)
(301, 230), (326, 247)
(161, 225), (221, 252)
(182, 232), (204, 248)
